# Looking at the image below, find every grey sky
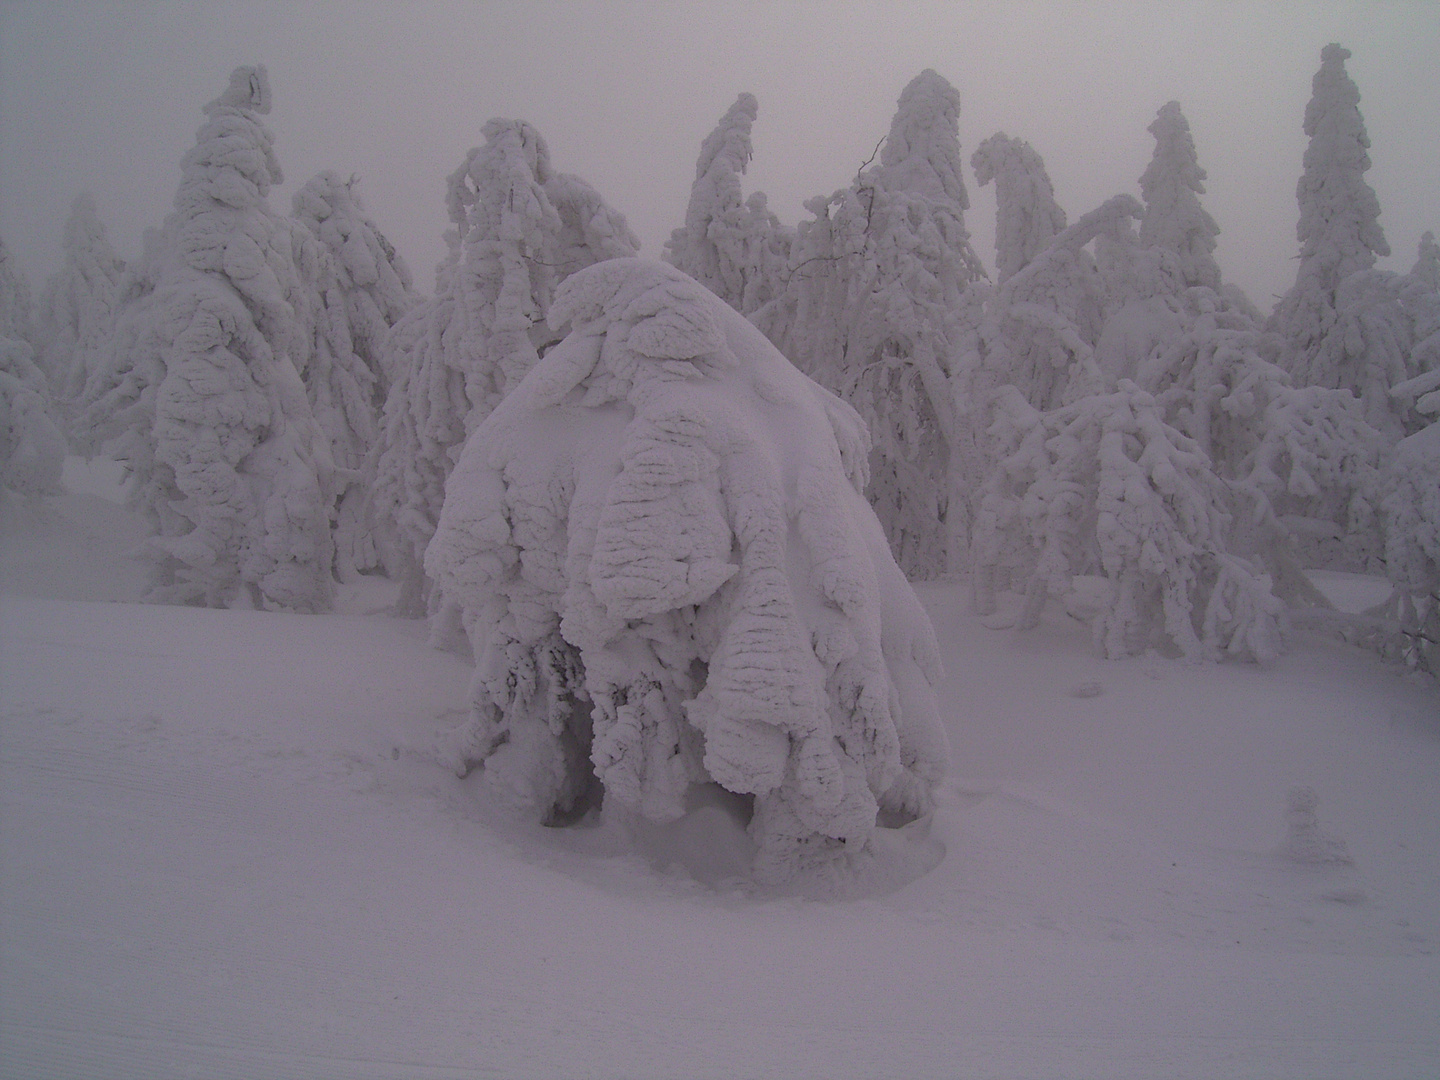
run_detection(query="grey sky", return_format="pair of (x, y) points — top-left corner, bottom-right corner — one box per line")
(2, 1), (1437, 310)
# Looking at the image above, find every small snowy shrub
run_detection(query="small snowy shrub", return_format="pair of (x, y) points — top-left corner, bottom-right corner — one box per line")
(426, 258), (950, 885)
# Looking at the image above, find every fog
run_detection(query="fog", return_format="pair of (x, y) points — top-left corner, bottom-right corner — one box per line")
(3, 0), (1437, 309)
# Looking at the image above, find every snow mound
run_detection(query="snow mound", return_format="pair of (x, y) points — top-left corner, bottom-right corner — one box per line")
(426, 257), (951, 885)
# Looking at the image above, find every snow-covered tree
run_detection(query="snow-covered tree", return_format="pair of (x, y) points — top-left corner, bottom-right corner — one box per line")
(82, 66), (335, 610)
(980, 194), (1137, 409)
(372, 119), (638, 616)
(0, 236), (35, 347)
(786, 69), (987, 578)
(971, 132), (1067, 283)
(1305, 229), (1440, 442)
(1146, 306), (1388, 583)
(1, 237), (65, 497)
(1271, 43), (1390, 387)
(1372, 421), (1440, 674)
(290, 171), (418, 580)
(1138, 102), (1221, 291)
(665, 93), (792, 323)
(426, 257), (949, 885)
(973, 380), (1284, 662)
(34, 194), (127, 424)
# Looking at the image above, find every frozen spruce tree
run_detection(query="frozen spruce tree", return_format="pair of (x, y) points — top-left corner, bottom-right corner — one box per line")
(35, 194), (127, 422)
(1271, 44), (1390, 387)
(973, 380), (1284, 661)
(1, 237), (65, 497)
(426, 258), (949, 886)
(1373, 420), (1440, 673)
(979, 195), (1137, 411)
(84, 66), (335, 610)
(372, 120), (637, 617)
(787, 69), (987, 578)
(1089, 103), (1227, 390)
(1138, 102), (1221, 291)
(665, 93), (793, 324)
(290, 172), (418, 580)
(970, 132), (1067, 284)
(0, 236), (34, 348)
(1305, 229), (1440, 442)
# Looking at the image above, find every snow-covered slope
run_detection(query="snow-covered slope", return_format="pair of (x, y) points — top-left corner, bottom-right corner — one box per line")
(2, 463), (1437, 1078)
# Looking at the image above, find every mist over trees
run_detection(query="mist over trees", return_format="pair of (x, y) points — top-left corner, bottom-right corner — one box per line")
(3, 46), (1437, 880)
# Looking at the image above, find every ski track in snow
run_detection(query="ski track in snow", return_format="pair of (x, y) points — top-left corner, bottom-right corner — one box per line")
(3, 475), (1440, 1078)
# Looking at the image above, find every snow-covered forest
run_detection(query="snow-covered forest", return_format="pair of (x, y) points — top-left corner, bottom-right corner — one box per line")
(3, 25), (1440, 1077)
(3, 45), (1438, 873)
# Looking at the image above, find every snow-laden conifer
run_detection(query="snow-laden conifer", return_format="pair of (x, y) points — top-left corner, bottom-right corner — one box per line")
(980, 195), (1136, 410)
(291, 172), (418, 580)
(34, 195), (127, 425)
(1304, 229), (1440, 442)
(372, 120), (637, 616)
(426, 258), (949, 885)
(1, 237), (65, 497)
(666, 93), (792, 323)
(786, 70), (987, 578)
(1374, 421), (1440, 673)
(971, 132), (1067, 284)
(1271, 44), (1390, 387)
(1138, 102), (1221, 291)
(974, 380), (1284, 661)
(82, 66), (335, 610)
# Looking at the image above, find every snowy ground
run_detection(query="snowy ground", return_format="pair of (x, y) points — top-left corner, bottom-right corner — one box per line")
(2, 461), (1438, 1079)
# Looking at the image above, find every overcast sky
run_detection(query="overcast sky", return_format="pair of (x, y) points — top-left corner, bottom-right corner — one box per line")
(3, 1), (1437, 311)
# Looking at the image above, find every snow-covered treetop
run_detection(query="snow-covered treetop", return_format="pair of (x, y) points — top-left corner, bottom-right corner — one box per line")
(291, 171), (414, 316)
(685, 93), (757, 227)
(877, 69), (968, 207)
(440, 118), (639, 407)
(184, 65), (283, 202)
(1139, 101), (1220, 290)
(205, 64), (272, 116)
(971, 131), (1067, 282)
(1270, 44), (1390, 385)
(665, 92), (793, 322)
(1297, 44), (1390, 273)
(36, 192), (127, 405)
(666, 93), (758, 297)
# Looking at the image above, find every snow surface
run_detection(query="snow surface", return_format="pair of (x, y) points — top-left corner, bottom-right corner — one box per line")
(2, 460), (1439, 1078)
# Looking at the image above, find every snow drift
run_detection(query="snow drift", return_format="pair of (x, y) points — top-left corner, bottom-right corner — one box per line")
(426, 258), (950, 884)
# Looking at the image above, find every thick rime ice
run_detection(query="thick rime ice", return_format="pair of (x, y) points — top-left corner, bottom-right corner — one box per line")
(372, 119), (637, 617)
(426, 258), (949, 884)
(1, 238), (65, 497)
(785, 69), (986, 580)
(290, 172), (418, 580)
(665, 93), (793, 324)
(971, 133), (1067, 284)
(80, 66), (335, 611)
(1138, 103), (1221, 292)
(1271, 44), (1390, 387)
